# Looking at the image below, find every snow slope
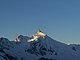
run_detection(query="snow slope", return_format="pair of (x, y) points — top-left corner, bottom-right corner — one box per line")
(0, 31), (80, 60)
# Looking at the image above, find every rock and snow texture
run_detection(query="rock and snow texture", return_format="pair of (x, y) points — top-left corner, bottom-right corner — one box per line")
(0, 30), (80, 60)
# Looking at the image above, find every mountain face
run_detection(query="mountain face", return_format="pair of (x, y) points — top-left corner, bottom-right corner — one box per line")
(0, 30), (80, 60)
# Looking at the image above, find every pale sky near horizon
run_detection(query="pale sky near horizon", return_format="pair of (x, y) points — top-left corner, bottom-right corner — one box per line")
(0, 0), (80, 44)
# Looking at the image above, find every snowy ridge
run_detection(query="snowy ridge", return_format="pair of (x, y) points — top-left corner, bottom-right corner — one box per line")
(0, 30), (80, 60)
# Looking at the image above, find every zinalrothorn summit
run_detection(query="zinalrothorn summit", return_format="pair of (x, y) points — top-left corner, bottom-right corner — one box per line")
(0, 30), (80, 60)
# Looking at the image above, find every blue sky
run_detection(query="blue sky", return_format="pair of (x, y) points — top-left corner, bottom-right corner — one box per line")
(0, 0), (80, 44)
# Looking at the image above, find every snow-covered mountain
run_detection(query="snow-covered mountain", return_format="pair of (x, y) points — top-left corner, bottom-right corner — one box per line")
(0, 30), (80, 60)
